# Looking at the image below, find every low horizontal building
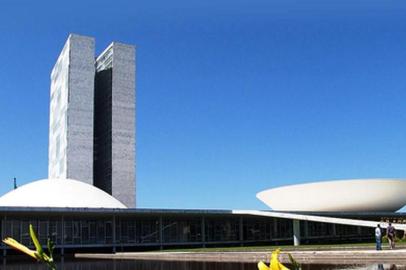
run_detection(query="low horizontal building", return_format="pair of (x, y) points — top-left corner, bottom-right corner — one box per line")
(1, 207), (405, 254)
(1, 178), (406, 253)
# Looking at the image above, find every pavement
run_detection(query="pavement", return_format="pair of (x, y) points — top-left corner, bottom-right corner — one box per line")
(75, 248), (406, 264)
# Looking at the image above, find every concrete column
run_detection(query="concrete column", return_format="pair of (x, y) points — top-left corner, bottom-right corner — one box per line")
(293, 220), (300, 246)
(239, 217), (244, 246)
(159, 216), (163, 250)
(112, 215), (116, 253)
(61, 215), (64, 256)
(201, 217), (206, 248)
(304, 221), (309, 238)
(2, 215), (6, 257)
(273, 218), (278, 237)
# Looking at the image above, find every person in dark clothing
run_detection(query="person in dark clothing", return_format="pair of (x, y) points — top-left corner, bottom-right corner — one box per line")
(387, 222), (396, 249)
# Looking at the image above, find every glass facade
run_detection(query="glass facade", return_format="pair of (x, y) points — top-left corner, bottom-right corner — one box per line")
(48, 34), (96, 185)
(162, 218), (202, 243)
(205, 218), (239, 242)
(0, 209), (386, 253)
(243, 217), (271, 241)
(48, 39), (70, 179)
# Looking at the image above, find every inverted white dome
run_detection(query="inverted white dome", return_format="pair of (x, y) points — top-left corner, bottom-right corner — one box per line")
(0, 178), (126, 208)
(257, 179), (406, 212)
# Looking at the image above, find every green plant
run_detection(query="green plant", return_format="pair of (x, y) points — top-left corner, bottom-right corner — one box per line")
(3, 224), (56, 269)
(288, 253), (301, 270)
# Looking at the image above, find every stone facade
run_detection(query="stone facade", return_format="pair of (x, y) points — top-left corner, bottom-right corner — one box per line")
(49, 34), (136, 207)
(95, 43), (136, 207)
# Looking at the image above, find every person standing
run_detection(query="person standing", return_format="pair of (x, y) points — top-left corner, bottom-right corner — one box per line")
(375, 224), (382, 250)
(387, 222), (396, 249)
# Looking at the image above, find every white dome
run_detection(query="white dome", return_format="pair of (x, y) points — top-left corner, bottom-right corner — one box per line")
(257, 179), (406, 212)
(0, 178), (127, 208)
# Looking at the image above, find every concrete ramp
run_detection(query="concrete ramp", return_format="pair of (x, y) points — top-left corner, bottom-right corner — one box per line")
(232, 210), (406, 230)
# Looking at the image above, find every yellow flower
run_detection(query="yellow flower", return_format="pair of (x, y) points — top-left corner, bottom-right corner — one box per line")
(258, 261), (271, 270)
(2, 237), (39, 260)
(257, 249), (290, 270)
(270, 249), (290, 270)
(3, 225), (55, 269)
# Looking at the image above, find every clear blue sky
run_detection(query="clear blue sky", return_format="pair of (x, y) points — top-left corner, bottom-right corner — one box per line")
(1, 0), (406, 210)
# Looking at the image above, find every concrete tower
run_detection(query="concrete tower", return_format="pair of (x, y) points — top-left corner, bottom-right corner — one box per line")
(48, 34), (95, 184)
(94, 43), (136, 208)
(48, 34), (136, 207)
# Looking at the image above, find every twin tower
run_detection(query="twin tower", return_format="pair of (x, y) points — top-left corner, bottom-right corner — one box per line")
(48, 34), (136, 207)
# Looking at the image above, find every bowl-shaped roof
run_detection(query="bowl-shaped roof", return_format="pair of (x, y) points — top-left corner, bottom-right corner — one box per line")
(257, 179), (406, 212)
(0, 178), (126, 208)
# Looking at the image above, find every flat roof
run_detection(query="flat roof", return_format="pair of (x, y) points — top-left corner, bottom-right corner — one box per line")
(0, 206), (405, 218)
